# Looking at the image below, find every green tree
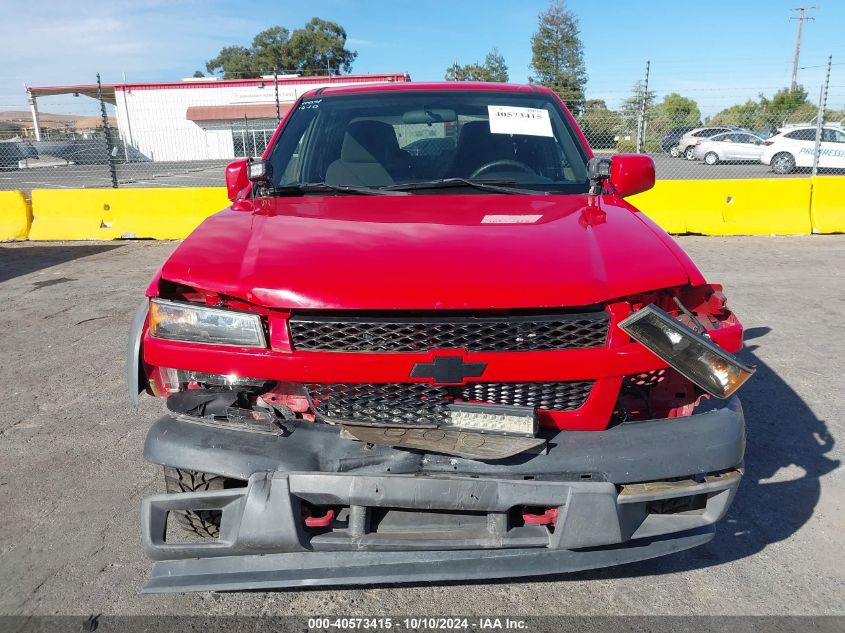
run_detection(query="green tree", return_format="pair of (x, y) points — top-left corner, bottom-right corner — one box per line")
(658, 93), (701, 126)
(710, 85), (813, 130)
(206, 18), (357, 78)
(710, 100), (766, 129)
(283, 18), (357, 75)
(529, 0), (587, 114)
(206, 45), (255, 78)
(251, 26), (291, 73)
(192, 70), (205, 78)
(482, 48), (509, 82)
(579, 99), (621, 149)
(444, 48), (509, 82)
(620, 80), (656, 132)
(762, 85), (809, 115)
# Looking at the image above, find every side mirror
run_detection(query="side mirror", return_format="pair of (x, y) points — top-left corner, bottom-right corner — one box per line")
(225, 159), (249, 201)
(609, 154), (655, 197)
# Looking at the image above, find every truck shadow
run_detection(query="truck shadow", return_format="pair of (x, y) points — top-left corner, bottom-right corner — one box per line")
(568, 325), (840, 580)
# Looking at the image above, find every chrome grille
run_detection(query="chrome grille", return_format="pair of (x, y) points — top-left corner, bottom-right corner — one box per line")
(290, 311), (609, 353)
(306, 381), (594, 426)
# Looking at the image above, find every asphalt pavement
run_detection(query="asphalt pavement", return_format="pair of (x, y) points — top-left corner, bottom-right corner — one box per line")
(0, 155), (819, 193)
(0, 160), (229, 192)
(0, 237), (843, 617)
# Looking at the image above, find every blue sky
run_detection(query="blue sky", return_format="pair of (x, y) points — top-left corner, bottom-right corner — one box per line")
(1, 0), (843, 116)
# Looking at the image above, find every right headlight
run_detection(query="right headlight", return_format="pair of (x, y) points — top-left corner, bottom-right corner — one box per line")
(619, 304), (754, 398)
(149, 298), (266, 348)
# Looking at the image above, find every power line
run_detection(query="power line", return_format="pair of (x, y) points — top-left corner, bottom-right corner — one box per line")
(801, 62), (845, 69)
(790, 6), (817, 90)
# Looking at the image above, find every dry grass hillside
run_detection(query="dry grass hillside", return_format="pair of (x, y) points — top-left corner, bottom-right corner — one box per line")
(0, 111), (115, 137)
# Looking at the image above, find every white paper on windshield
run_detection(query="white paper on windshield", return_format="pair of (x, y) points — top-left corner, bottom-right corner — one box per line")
(487, 105), (554, 137)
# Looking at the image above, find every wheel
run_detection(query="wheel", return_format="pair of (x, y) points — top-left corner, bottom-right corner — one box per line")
(704, 152), (719, 165)
(684, 146), (696, 160)
(163, 467), (226, 538)
(669, 146), (681, 158)
(771, 152), (795, 174)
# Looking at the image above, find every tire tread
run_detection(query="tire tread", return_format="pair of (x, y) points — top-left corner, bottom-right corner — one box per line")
(163, 467), (224, 538)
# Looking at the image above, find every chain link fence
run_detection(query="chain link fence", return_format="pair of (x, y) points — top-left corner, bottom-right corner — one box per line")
(581, 108), (845, 180)
(1, 74), (843, 192)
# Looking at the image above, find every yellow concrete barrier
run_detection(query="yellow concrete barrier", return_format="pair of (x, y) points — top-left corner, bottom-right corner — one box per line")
(22, 178), (824, 240)
(0, 191), (32, 241)
(810, 177), (845, 234)
(629, 178), (813, 235)
(29, 188), (230, 241)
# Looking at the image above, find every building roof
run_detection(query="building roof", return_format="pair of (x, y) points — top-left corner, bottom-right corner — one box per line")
(26, 74), (410, 104)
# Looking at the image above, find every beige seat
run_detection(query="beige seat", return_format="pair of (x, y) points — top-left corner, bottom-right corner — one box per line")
(325, 121), (411, 186)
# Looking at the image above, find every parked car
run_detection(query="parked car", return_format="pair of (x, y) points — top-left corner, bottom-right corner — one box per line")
(675, 126), (739, 160)
(691, 131), (765, 164)
(759, 124), (845, 174)
(660, 126), (696, 155)
(129, 82), (753, 592)
(0, 141), (37, 169)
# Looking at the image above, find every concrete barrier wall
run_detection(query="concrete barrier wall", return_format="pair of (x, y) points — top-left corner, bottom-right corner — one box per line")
(628, 178), (814, 235)
(2, 179), (842, 241)
(0, 191), (32, 241)
(810, 177), (845, 234)
(28, 188), (230, 241)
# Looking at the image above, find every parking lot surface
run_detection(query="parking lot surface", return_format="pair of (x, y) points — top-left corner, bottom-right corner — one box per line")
(0, 237), (843, 616)
(0, 155), (815, 193)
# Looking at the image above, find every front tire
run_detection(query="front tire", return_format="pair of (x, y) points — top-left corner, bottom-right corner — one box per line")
(684, 146), (696, 160)
(163, 467), (225, 538)
(670, 146), (681, 158)
(771, 152), (795, 174)
(704, 152), (719, 165)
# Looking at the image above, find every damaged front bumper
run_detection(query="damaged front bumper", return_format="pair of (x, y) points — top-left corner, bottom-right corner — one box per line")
(141, 398), (745, 592)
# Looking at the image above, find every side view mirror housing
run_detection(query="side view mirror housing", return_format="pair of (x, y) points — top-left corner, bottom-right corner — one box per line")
(225, 159), (249, 201)
(609, 153), (655, 198)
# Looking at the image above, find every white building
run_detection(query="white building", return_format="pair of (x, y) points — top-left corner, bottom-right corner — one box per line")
(26, 73), (410, 162)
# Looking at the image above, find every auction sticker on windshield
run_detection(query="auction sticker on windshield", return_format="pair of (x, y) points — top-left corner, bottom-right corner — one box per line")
(487, 105), (554, 137)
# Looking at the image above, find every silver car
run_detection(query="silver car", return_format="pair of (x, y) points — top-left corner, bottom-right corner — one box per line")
(691, 132), (765, 165)
(674, 126), (736, 159)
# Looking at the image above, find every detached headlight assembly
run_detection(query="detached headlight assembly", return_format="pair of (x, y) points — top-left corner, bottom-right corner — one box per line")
(619, 304), (754, 398)
(149, 299), (266, 347)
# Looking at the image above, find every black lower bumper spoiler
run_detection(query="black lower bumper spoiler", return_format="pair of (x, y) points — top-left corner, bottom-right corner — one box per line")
(144, 527), (715, 593)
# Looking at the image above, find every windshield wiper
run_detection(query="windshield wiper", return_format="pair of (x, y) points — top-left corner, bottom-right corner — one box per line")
(385, 178), (549, 195)
(267, 182), (409, 196)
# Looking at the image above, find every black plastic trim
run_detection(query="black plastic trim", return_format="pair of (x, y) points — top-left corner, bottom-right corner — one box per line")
(144, 397), (745, 484)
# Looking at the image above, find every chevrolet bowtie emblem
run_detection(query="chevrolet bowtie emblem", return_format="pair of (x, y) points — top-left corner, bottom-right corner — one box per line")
(410, 356), (487, 384)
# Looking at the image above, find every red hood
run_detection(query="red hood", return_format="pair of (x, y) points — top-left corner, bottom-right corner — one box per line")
(158, 195), (697, 310)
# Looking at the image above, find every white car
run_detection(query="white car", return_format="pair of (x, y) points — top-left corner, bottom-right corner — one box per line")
(691, 132), (765, 165)
(759, 125), (845, 174)
(674, 126), (737, 159)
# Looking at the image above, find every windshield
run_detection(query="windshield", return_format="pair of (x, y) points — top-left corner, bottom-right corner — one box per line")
(264, 90), (589, 194)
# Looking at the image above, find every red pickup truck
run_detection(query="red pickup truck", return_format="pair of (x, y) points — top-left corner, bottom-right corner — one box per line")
(128, 82), (753, 592)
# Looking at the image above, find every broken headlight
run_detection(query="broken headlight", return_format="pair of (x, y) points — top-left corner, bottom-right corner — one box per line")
(619, 304), (754, 399)
(149, 298), (266, 347)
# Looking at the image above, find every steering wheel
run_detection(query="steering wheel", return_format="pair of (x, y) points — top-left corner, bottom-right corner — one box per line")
(470, 159), (535, 179)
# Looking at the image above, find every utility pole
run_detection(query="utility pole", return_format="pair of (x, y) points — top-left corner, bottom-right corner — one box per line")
(811, 54), (832, 178)
(790, 6), (816, 91)
(636, 60), (650, 154)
